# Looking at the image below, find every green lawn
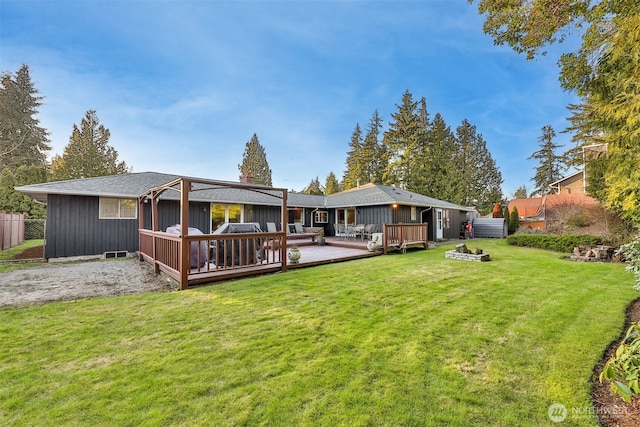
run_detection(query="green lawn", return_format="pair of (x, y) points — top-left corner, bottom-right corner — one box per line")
(0, 239), (636, 426)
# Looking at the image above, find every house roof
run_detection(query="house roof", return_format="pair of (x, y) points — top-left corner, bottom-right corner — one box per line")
(15, 172), (475, 212)
(508, 193), (600, 219)
(325, 183), (473, 210)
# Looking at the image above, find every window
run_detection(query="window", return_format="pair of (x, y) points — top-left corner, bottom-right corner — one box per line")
(314, 210), (328, 224)
(336, 208), (356, 225)
(288, 208), (304, 224)
(99, 198), (137, 219)
(411, 206), (416, 221)
(211, 204), (244, 231)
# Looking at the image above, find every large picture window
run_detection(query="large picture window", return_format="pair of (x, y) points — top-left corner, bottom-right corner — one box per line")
(99, 198), (137, 219)
(211, 204), (244, 231)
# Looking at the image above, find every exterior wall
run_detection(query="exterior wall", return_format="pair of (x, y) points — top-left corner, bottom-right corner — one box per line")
(246, 205), (281, 231)
(559, 173), (585, 194)
(142, 200), (210, 233)
(45, 195), (212, 259)
(446, 210), (468, 240)
(46, 194), (139, 259)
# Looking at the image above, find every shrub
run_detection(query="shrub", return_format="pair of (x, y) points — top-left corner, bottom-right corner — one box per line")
(565, 212), (592, 229)
(508, 207), (519, 235)
(618, 234), (640, 290)
(506, 233), (602, 253)
(600, 323), (640, 403)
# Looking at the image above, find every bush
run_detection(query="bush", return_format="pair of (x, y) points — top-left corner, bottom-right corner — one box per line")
(600, 323), (640, 403)
(506, 233), (602, 253)
(618, 234), (640, 290)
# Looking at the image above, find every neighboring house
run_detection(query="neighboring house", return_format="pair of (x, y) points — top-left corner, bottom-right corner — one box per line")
(507, 193), (601, 231)
(16, 172), (476, 259)
(508, 166), (611, 232)
(549, 170), (586, 195)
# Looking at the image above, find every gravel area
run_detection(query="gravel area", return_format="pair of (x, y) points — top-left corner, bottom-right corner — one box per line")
(0, 257), (178, 307)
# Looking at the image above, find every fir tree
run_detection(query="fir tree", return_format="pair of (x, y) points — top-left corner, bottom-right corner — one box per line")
(452, 119), (503, 215)
(528, 125), (566, 196)
(342, 124), (364, 189)
(0, 64), (51, 171)
(382, 90), (421, 187)
(513, 185), (528, 199)
(324, 172), (341, 195)
(302, 176), (323, 195)
(50, 110), (129, 180)
(238, 133), (272, 186)
(361, 110), (386, 184)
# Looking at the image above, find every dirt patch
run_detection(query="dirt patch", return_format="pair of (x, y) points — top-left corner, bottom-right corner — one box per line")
(11, 245), (45, 260)
(592, 298), (640, 426)
(0, 257), (178, 307)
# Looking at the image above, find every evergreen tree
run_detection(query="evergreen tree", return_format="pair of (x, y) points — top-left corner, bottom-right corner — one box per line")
(503, 205), (510, 234)
(405, 97), (431, 195)
(302, 176), (323, 195)
(452, 119), (503, 215)
(509, 207), (520, 234)
(238, 133), (272, 186)
(419, 113), (458, 201)
(382, 90), (421, 187)
(0, 64), (51, 171)
(324, 172), (341, 195)
(0, 165), (47, 218)
(492, 202), (503, 218)
(513, 185), (528, 199)
(361, 110), (386, 184)
(528, 125), (566, 196)
(342, 123), (364, 189)
(50, 110), (129, 180)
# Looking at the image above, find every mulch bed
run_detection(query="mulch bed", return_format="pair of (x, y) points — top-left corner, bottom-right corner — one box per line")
(592, 298), (640, 426)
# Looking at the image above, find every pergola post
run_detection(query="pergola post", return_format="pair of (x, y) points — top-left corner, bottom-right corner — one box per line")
(281, 190), (288, 271)
(179, 179), (190, 290)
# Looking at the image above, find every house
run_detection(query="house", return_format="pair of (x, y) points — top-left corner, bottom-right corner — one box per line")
(507, 193), (601, 231)
(16, 171), (476, 260)
(549, 170), (586, 195)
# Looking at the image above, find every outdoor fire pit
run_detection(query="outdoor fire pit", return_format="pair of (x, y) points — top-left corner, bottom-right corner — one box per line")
(445, 244), (490, 262)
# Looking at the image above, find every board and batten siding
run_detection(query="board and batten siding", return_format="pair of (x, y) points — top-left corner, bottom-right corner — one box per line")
(142, 200), (210, 234)
(46, 194), (139, 259)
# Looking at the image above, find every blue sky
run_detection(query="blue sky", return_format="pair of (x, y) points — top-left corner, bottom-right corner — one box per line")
(1, 0), (580, 196)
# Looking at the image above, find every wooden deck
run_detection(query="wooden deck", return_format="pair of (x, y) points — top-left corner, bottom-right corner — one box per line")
(287, 237), (380, 268)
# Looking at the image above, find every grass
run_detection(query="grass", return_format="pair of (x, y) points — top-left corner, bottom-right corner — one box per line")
(0, 239), (637, 426)
(0, 239), (45, 272)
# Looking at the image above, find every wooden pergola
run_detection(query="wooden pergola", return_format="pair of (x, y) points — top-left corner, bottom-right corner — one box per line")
(137, 177), (289, 290)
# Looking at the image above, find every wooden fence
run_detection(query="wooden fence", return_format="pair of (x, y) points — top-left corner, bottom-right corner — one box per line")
(0, 213), (25, 250)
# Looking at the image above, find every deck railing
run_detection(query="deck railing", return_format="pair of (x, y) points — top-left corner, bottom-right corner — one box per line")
(382, 223), (429, 254)
(139, 229), (285, 288)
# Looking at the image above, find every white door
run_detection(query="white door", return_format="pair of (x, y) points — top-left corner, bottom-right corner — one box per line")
(436, 209), (443, 240)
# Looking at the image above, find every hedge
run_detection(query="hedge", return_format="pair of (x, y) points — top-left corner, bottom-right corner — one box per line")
(506, 234), (602, 253)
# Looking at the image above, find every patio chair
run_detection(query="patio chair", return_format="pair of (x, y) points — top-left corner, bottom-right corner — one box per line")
(362, 224), (377, 240)
(266, 222), (278, 233)
(335, 223), (348, 239)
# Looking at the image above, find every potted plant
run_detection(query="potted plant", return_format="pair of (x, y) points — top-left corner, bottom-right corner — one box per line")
(317, 228), (326, 246)
(288, 245), (301, 264)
